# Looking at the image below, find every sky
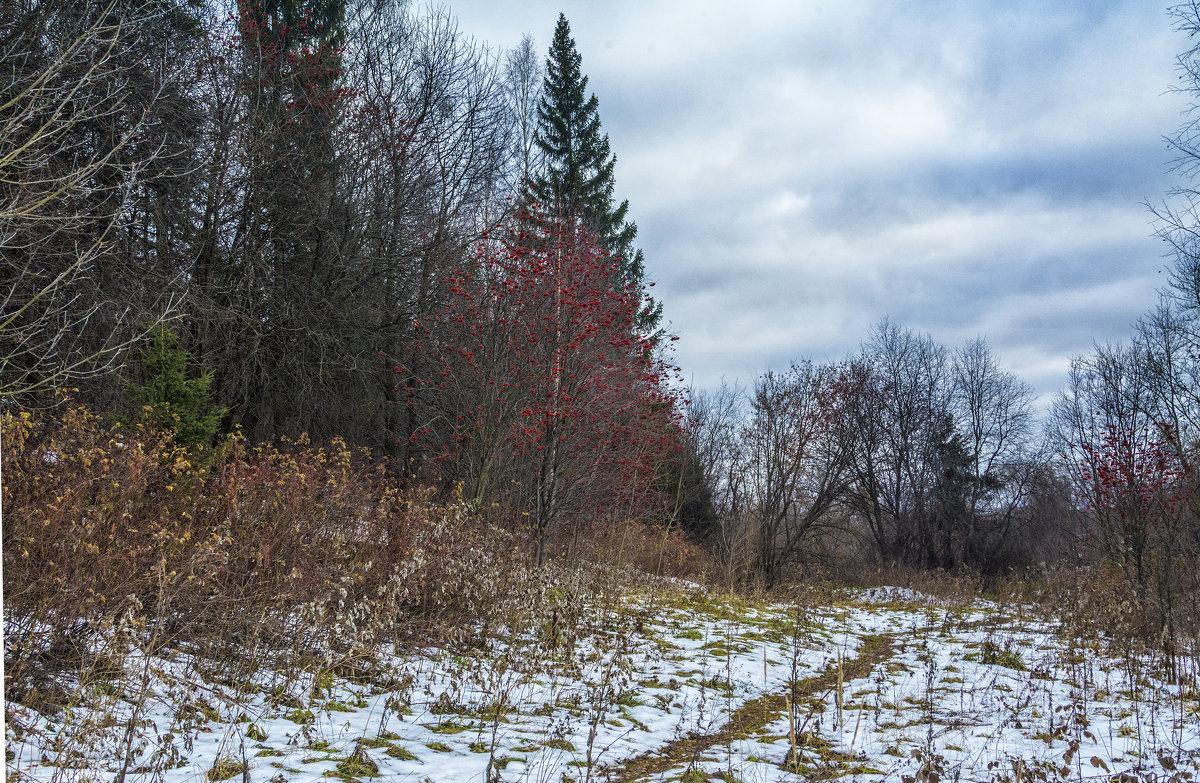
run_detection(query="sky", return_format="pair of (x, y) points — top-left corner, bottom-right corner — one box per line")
(444, 1), (1193, 406)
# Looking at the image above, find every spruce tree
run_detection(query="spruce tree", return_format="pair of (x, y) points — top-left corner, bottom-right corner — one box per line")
(135, 327), (226, 447)
(533, 14), (662, 331)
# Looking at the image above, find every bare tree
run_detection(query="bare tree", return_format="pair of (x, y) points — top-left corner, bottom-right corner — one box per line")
(741, 362), (849, 586)
(841, 320), (952, 567)
(950, 337), (1043, 571)
(503, 32), (545, 193)
(685, 382), (749, 573)
(1, 0), (186, 404)
(345, 1), (511, 458)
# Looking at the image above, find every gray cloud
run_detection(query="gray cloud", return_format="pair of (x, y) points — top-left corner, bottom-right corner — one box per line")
(446, 1), (1190, 404)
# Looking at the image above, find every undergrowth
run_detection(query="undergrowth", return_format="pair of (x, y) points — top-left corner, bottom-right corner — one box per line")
(1, 404), (707, 781)
(6, 404), (1200, 783)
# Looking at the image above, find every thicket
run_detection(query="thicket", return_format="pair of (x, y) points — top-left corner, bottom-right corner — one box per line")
(0, 0), (691, 555)
(1, 404), (709, 715)
(685, 327), (1058, 587)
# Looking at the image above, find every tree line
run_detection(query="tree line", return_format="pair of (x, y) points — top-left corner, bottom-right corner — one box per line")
(682, 322), (1059, 587)
(683, 303), (1198, 644)
(1, 0), (682, 551)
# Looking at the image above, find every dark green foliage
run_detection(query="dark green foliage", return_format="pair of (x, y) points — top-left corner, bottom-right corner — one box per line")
(924, 413), (975, 570)
(533, 14), (661, 331)
(243, 0), (346, 49)
(533, 14), (611, 222)
(134, 327), (225, 446)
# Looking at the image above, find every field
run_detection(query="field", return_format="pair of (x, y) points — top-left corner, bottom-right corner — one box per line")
(6, 574), (1199, 783)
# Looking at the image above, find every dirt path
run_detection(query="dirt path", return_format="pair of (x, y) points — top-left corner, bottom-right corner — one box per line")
(597, 633), (896, 783)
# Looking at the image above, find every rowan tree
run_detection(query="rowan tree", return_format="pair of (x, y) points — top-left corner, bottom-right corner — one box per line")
(1053, 345), (1191, 621)
(400, 206), (681, 563)
(1043, 2), (1200, 644)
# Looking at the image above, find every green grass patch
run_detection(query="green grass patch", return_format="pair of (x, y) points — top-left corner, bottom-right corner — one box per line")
(359, 738), (392, 750)
(424, 720), (470, 735)
(206, 757), (247, 782)
(336, 753), (379, 778)
(385, 746), (417, 761)
(981, 639), (1026, 671)
(615, 690), (641, 707)
(492, 757), (523, 770)
(285, 708), (316, 725)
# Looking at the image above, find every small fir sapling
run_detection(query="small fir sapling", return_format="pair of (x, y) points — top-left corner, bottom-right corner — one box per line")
(133, 326), (226, 446)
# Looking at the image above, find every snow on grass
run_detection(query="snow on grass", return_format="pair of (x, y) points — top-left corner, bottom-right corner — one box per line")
(6, 583), (1199, 783)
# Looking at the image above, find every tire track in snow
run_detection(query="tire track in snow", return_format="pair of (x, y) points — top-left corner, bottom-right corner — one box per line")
(597, 632), (897, 782)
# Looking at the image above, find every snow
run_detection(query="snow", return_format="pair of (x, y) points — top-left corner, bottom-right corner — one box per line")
(6, 584), (1199, 782)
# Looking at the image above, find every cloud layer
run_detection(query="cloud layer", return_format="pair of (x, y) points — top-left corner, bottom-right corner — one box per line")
(449, 1), (1190, 404)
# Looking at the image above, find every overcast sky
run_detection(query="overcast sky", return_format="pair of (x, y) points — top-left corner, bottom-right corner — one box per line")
(446, 1), (1192, 406)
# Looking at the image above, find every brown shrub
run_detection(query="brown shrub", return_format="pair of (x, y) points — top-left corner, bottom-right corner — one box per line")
(3, 406), (194, 619)
(1, 405), (532, 697)
(560, 517), (716, 582)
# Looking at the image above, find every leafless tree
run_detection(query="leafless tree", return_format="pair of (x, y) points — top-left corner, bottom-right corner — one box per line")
(344, 1), (511, 458)
(741, 362), (849, 586)
(502, 32), (545, 194)
(841, 320), (952, 566)
(950, 337), (1044, 571)
(1, 0), (185, 404)
(685, 382), (749, 572)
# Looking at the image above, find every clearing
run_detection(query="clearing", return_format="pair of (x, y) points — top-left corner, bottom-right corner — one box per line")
(7, 577), (1199, 782)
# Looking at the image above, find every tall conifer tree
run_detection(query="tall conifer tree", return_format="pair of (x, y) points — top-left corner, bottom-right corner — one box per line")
(533, 13), (661, 331)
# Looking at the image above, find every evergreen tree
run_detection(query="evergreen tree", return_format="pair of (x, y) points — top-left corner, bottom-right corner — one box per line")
(533, 14), (661, 331)
(242, 0), (345, 49)
(135, 327), (226, 447)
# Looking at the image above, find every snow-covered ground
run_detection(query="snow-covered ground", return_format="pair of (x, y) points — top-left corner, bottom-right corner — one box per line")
(7, 583), (1199, 782)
